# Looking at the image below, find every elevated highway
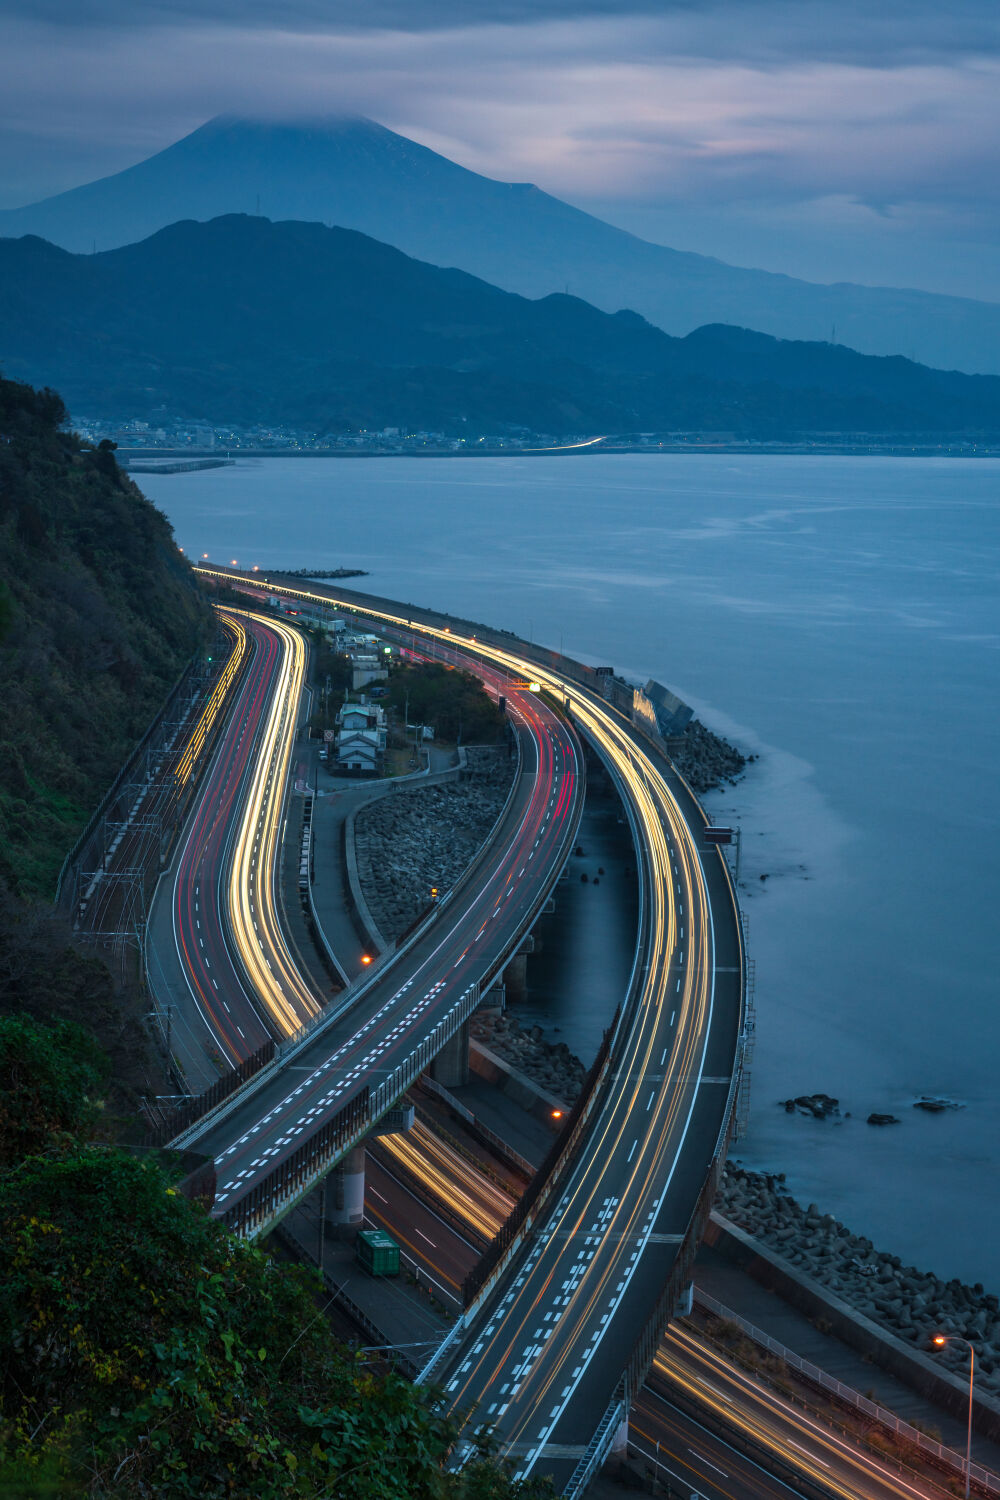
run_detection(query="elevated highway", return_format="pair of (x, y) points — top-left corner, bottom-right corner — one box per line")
(160, 597), (583, 1238)
(188, 569), (745, 1494)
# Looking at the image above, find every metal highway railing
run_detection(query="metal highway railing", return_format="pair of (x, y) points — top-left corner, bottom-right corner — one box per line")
(220, 982), (481, 1237)
(563, 1394), (626, 1500)
(693, 1288), (1000, 1496)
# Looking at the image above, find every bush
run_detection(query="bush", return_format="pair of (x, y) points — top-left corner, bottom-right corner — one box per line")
(0, 1014), (109, 1167)
(0, 1150), (551, 1498)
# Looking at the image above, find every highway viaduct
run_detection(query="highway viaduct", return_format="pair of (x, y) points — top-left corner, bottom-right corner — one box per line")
(158, 568), (747, 1494)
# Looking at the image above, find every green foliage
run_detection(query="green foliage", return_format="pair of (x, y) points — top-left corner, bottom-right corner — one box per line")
(0, 1150), (551, 1499)
(0, 1014), (109, 1167)
(0, 372), (212, 898)
(0, 880), (152, 1115)
(387, 663), (506, 744)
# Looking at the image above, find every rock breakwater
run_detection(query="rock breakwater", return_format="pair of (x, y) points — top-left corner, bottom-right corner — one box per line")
(354, 747), (514, 943)
(719, 1164), (1000, 1393)
(471, 1012), (586, 1103)
(669, 720), (748, 794)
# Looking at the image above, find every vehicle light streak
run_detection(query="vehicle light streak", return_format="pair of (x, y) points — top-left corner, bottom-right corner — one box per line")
(174, 614), (248, 786)
(378, 1120), (515, 1242)
(220, 606), (321, 1036)
(189, 570), (732, 1484)
(648, 1324), (945, 1500)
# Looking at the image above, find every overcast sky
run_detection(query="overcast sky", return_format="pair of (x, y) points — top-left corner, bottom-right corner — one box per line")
(2, 0), (998, 300)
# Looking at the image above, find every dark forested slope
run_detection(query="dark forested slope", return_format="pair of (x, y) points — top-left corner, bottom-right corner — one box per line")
(0, 374), (210, 898)
(2, 215), (1000, 438)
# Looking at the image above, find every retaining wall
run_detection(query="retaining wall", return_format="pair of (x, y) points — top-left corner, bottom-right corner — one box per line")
(705, 1212), (1000, 1442)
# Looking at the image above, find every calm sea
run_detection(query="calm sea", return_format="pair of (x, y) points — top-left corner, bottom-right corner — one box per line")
(142, 454), (1000, 1290)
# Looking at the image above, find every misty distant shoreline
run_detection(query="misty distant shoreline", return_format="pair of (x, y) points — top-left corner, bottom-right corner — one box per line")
(118, 442), (995, 466)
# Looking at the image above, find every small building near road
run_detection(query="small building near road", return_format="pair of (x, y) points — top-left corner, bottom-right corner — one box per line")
(336, 700), (387, 776)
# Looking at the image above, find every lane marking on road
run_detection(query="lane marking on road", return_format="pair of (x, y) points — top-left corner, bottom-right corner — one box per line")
(627, 1138), (638, 1163)
(690, 1453), (729, 1478)
(786, 1440), (829, 1468)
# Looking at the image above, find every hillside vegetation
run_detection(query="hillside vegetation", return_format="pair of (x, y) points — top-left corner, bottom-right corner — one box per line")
(0, 373), (210, 898)
(2, 216), (1000, 438)
(0, 1017), (549, 1499)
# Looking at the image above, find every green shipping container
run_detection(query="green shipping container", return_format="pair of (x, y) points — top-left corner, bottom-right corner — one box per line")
(355, 1228), (400, 1277)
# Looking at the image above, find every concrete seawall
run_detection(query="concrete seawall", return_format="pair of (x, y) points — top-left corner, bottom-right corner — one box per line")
(705, 1212), (1000, 1441)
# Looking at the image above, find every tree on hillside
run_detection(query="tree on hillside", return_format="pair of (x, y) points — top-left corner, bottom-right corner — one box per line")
(0, 1014), (108, 1168)
(0, 1150), (552, 1499)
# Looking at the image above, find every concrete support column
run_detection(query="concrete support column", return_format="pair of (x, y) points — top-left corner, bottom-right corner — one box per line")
(504, 949), (528, 1004)
(324, 1145), (366, 1237)
(431, 1019), (470, 1088)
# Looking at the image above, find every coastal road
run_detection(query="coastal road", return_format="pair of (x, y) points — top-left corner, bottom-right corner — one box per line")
(146, 605), (321, 1089)
(189, 568), (743, 1490)
(170, 651), (583, 1232)
(372, 1125), (958, 1500)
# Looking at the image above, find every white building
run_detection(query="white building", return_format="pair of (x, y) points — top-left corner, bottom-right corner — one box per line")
(336, 701), (387, 776)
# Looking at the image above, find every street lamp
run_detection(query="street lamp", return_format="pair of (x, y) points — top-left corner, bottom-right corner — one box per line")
(932, 1333), (975, 1498)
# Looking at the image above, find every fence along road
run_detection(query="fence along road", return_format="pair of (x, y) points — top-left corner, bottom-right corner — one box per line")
(169, 617), (584, 1239)
(191, 570), (745, 1494)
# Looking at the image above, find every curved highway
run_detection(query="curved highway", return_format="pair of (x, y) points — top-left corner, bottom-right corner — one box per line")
(147, 605), (321, 1088)
(187, 569), (742, 1493)
(369, 1129), (953, 1500)
(170, 650), (583, 1233)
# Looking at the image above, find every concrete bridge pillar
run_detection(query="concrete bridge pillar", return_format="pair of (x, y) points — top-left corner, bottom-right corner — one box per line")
(324, 1145), (366, 1237)
(504, 946), (530, 1004)
(431, 1019), (470, 1088)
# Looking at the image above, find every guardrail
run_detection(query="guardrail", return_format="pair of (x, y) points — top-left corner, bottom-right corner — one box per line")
(168, 690), (583, 1248)
(463, 1005), (620, 1307)
(693, 1288), (1000, 1496)
(145, 1040), (276, 1147)
(562, 1394), (625, 1500)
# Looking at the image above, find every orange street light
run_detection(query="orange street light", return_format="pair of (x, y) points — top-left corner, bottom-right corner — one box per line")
(932, 1333), (975, 1497)
(551, 1109), (563, 1120)
(361, 954), (372, 966)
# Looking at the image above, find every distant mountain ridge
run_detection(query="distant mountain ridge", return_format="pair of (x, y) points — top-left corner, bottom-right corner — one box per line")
(0, 113), (998, 376)
(1, 214), (997, 440)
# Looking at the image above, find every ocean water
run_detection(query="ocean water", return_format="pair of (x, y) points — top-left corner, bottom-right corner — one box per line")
(142, 454), (1000, 1290)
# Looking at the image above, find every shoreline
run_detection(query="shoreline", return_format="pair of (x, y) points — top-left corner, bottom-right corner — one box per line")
(120, 442), (996, 463)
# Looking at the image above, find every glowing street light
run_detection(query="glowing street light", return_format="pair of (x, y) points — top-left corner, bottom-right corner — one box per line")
(932, 1333), (975, 1497)
(361, 953), (372, 967)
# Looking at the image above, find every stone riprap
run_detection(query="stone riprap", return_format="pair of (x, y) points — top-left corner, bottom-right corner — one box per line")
(471, 1012), (586, 1104)
(353, 747), (514, 943)
(670, 720), (748, 794)
(719, 1164), (1000, 1391)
